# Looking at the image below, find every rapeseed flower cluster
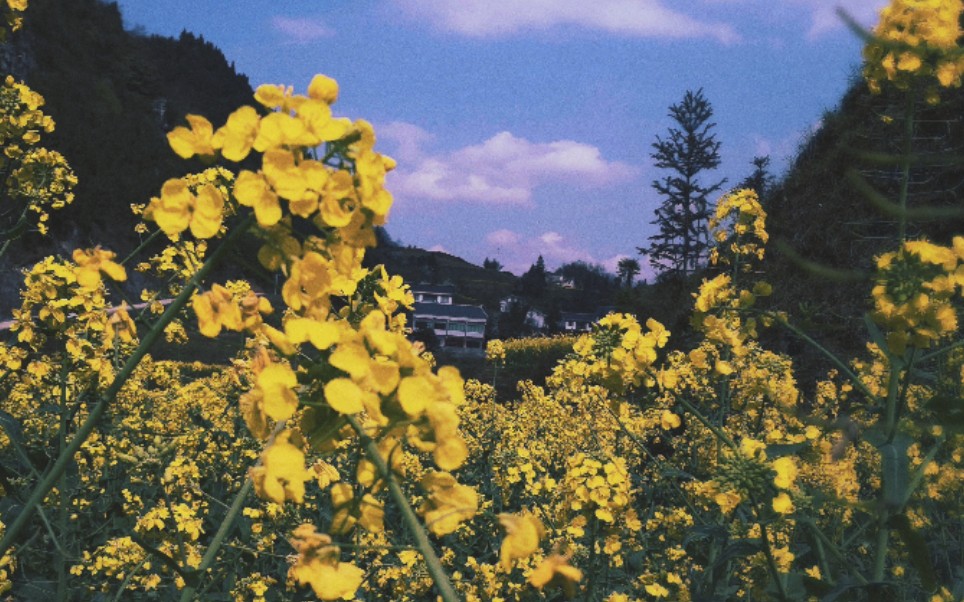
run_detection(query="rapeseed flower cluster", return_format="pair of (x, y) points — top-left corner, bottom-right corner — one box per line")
(871, 237), (964, 354)
(0, 74), (75, 237)
(864, 0), (964, 100)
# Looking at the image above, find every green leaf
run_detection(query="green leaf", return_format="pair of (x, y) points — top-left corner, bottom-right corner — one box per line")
(765, 441), (809, 458)
(924, 394), (964, 435)
(683, 524), (728, 547)
(862, 313), (898, 367)
(889, 513), (937, 590)
(0, 410), (24, 446)
(710, 539), (763, 571)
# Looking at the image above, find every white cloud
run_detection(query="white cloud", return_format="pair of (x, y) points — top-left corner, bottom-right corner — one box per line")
(486, 229), (522, 247)
(378, 121), (435, 162)
(271, 16), (334, 44)
(396, 0), (739, 43)
(383, 125), (639, 206)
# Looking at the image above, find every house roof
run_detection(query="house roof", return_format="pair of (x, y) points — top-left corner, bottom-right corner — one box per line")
(412, 302), (488, 321)
(411, 283), (456, 295)
(560, 311), (596, 323)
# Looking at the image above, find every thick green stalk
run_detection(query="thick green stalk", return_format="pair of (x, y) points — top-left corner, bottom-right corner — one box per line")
(872, 514), (890, 582)
(56, 358), (69, 602)
(345, 415), (460, 602)
(0, 215), (254, 557)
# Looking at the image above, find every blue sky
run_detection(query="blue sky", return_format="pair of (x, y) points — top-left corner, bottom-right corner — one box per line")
(115, 0), (888, 278)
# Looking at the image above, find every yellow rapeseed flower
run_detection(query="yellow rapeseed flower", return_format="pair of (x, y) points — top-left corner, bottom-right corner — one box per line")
(497, 512), (543, 571)
(167, 114), (215, 159)
(72, 246), (126, 290)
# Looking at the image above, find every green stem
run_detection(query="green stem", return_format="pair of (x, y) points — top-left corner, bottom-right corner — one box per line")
(111, 558), (148, 602)
(119, 228), (163, 266)
(178, 479), (254, 601)
(901, 435), (944, 509)
(675, 394), (738, 451)
(810, 527), (835, 586)
(897, 87), (915, 242)
(345, 415), (460, 602)
(758, 520), (789, 601)
(774, 316), (877, 403)
(0, 204), (30, 263)
(800, 517), (868, 585)
(179, 419), (285, 602)
(56, 358), (69, 602)
(885, 348), (915, 444)
(0, 215), (254, 557)
(918, 338), (964, 363)
(882, 358), (901, 443)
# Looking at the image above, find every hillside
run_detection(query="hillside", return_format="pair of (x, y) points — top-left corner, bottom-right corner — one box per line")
(364, 243), (518, 312)
(0, 0), (254, 310)
(762, 76), (964, 368)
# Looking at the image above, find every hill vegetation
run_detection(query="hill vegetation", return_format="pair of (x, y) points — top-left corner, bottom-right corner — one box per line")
(761, 75), (964, 375)
(0, 0), (254, 310)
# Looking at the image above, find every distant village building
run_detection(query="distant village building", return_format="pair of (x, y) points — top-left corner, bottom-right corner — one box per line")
(559, 311), (596, 332)
(413, 283), (454, 305)
(499, 294), (520, 313)
(547, 272), (577, 289)
(410, 284), (487, 355)
(525, 308), (546, 330)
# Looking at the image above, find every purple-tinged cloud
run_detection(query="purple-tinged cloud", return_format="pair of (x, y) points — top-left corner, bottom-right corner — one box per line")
(484, 228), (650, 279)
(271, 16), (334, 44)
(397, 0), (739, 43)
(382, 125), (639, 206)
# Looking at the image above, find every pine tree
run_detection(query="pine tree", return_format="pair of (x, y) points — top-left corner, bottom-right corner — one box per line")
(738, 155), (774, 199)
(519, 255), (547, 297)
(641, 89), (726, 276)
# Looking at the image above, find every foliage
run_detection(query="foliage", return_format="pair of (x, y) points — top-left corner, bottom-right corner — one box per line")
(642, 88), (726, 277)
(0, 0), (255, 310)
(737, 155), (775, 200)
(616, 257), (641, 288)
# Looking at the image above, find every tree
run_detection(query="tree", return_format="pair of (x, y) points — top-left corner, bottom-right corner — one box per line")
(616, 257), (641, 288)
(519, 255), (547, 297)
(483, 257), (503, 271)
(641, 88), (726, 276)
(737, 155), (774, 200)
